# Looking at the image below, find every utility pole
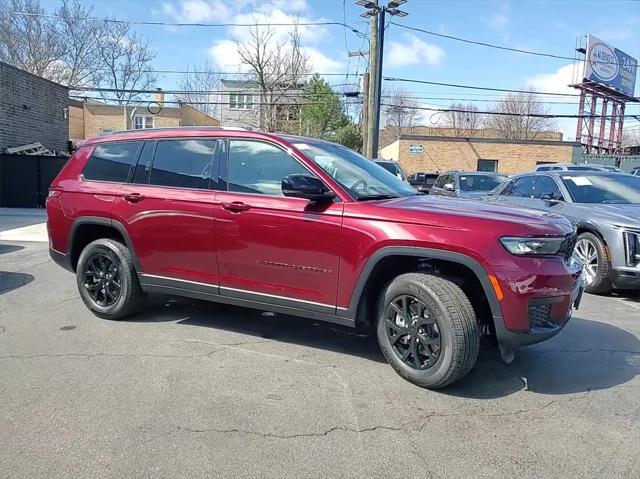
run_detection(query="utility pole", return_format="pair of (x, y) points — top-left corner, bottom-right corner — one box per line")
(362, 72), (369, 154)
(357, 0), (408, 159)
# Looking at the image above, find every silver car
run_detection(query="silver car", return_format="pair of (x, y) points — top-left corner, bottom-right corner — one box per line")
(490, 171), (640, 294)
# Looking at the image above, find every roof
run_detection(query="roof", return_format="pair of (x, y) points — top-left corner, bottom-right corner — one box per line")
(514, 170), (625, 177)
(396, 134), (580, 147)
(220, 79), (260, 89)
(81, 126), (275, 145)
(84, 103), (181, 118)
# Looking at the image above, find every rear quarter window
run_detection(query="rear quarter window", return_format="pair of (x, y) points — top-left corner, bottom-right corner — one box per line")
(82, 142), (142, 183)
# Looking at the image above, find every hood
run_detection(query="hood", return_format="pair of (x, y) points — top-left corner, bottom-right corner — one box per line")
(365, 195), (573, 236)
(571, 203), (640, 228)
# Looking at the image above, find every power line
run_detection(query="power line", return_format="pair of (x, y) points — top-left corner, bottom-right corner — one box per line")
(391, 22), (629, 66)
(380, 103), (640, 119)
(384, 77), (585, 97)
(0, 10), (365, 35)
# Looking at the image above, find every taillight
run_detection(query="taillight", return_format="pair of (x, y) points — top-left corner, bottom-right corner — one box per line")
(48, 186), (63, 198)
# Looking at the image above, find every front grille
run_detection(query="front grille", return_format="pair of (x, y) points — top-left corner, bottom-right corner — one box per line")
(528, 303), (552, 329)
(558, 233), (577, 263)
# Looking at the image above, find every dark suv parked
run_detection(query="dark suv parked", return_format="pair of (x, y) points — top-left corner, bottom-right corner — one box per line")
(47, 128), (583, 388)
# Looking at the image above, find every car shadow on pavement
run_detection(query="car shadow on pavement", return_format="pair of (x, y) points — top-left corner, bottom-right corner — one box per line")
(131, 294), (386, 363)
(0, 244), (24, 255)
(0, 272), (35, 295)
(444, 317), (640, 399)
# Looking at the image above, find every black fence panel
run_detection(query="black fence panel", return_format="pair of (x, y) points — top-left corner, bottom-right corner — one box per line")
(0, 154), (68, 208)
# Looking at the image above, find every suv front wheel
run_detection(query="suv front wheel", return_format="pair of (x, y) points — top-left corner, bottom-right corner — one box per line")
(76, 238), (145, 320)
(377, 273), (480, 388)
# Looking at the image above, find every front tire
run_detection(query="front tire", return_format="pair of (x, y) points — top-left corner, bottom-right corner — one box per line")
(376, 273), (480, 389)
(76, 238), (145, 320)
(574, 232), (611, 294)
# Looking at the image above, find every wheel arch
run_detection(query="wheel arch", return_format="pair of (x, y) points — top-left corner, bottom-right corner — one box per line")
(343, 247), (502, 329)
(68, 217), (142, 272)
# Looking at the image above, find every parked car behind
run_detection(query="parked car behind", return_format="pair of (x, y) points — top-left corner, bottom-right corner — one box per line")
(408, 172), (439, 194)
(430, 171), (507, 199)
(374, 160), (407, 181)
(630, 166), (640, 176)
(46, 127), (582, 389)
(490, 171), (640, 294)
(535, 163), (621, 172)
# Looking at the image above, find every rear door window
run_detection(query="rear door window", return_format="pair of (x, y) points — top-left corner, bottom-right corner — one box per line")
(83, 141), (142, 183)
(149, 139), (219, 190)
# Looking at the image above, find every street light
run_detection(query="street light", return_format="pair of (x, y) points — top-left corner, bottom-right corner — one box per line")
(356, 1), (409, 158)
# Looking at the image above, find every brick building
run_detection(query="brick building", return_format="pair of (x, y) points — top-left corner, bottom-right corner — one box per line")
(0, 62), (69, 153)
(379, 135), (581, 176)
(69, 90), (219, 143)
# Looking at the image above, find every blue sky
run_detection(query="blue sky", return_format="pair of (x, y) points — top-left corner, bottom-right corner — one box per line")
(43, 0), (640, 139)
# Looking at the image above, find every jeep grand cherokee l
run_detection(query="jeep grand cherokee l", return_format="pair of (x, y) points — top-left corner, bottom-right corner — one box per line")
(47, 127), (583, 388)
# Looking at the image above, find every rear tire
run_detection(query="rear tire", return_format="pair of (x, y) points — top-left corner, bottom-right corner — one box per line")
(376, 273), (480, 389)
(76, 238), (145, 320)
(575, 232), (611, 294)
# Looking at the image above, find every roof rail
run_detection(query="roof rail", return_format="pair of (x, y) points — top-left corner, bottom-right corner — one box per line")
(104, 126), (248, 136)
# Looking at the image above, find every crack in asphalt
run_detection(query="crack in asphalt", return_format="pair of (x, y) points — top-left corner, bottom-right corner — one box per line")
(176, 423), (403, 439)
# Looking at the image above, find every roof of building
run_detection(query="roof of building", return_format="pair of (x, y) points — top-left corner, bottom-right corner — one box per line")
(84, 103), (182, 118)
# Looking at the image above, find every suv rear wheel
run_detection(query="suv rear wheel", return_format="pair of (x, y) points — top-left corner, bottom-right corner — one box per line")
(377, 273), (480, 389)
(76, 238), (145, 320)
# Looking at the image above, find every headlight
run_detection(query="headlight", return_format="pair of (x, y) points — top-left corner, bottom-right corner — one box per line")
(500, 236), (566, 256)
(622, 231), (640, 266)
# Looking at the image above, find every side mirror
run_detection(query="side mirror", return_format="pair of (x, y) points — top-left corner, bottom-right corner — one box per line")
(540, 192), (562, 202)
(444, 183), (455, 191)
(282, 174), (335, 202)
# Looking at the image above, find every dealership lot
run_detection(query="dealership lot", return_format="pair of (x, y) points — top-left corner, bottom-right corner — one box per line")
(1, 237), (639, 479)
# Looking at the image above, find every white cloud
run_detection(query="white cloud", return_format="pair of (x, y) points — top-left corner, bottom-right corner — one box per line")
(161, 0), (231, 23)
(302, 47), (342, 74)
(485, 13), (508, 29)
(386, 34), (445, 68)
(524, 64), (576, 95)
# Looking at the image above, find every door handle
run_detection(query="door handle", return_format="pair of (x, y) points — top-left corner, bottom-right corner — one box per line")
(124, 193), (145, 203)
(221, 201), (250, 212)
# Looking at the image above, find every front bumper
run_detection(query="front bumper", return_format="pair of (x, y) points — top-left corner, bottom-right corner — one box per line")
(495, 274), (583, 363)
(611, 269), (640, 290)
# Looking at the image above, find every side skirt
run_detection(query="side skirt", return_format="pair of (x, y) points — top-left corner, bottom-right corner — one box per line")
(138, 274), (355, 328)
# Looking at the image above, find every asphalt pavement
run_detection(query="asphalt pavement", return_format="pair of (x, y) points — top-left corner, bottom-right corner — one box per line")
(1, 225), (639, 478)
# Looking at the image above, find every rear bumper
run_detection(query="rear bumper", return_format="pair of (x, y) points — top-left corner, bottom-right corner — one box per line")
(49, 248), (73, 273)
(495, 275), (583, 363)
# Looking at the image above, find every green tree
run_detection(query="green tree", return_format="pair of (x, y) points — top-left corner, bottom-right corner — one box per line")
(300, 75), (362, 151)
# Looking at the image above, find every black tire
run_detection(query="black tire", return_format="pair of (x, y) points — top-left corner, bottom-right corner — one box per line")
(76, 238), (145, 320)
(575, 232), (611, 294)
(376, 273), (480, 389)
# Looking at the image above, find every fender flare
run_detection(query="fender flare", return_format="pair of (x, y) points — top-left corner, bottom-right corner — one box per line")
(342, 246), (503, 321)
(68, 216), (142, 272)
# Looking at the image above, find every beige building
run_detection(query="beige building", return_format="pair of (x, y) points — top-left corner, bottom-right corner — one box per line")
(379, 135), (581, 176)
(69, 91), (219, 143)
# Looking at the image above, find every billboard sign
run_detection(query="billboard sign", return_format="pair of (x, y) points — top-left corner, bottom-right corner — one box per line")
(584, 35), (637, 97)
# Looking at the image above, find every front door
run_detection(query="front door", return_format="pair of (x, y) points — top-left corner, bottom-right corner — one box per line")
(214, 139), (343, 313)
(112, 138), (220, 285)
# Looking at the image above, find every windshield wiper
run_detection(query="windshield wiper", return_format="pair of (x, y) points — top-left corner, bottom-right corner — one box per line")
(356, 194), (402, 201)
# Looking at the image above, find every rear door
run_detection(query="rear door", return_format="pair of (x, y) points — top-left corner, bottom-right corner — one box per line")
(112, 138), (221, 285)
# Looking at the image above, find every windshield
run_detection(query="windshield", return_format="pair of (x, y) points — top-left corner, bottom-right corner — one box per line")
(376, 162), (406, 180)
(291, 140), (417, 200)
(561, 174), (640, 204)
(458, 174), (507, 192)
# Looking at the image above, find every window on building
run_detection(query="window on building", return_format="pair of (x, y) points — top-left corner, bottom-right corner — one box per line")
(149, 140), (218, 190)
(83, 142), (142, 183)
(227, 140), (308, 196)
(98, 128), (115, 135)
(229, 93), (253, 110)
(477, 159), (498, 172)
(133, 115), (154, 129)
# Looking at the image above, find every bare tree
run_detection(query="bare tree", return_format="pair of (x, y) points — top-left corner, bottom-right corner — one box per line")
(92, 21), (157, 104)
(443, 102), (484, 136)
(385, 87), (421, 140)
(173, 62), (220, 119)
(0, 0), (65, 80)
(622, 128), (640, 147)
(233, 17), (310, 132)
(485, 92), (557, 140)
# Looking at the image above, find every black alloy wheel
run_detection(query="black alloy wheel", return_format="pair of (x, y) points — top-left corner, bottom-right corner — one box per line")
(82, 252), (122, 307)
(384, 294), (442, 370)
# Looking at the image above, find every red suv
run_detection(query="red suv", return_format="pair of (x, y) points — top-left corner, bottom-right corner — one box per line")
(47, 128), (583, 388)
